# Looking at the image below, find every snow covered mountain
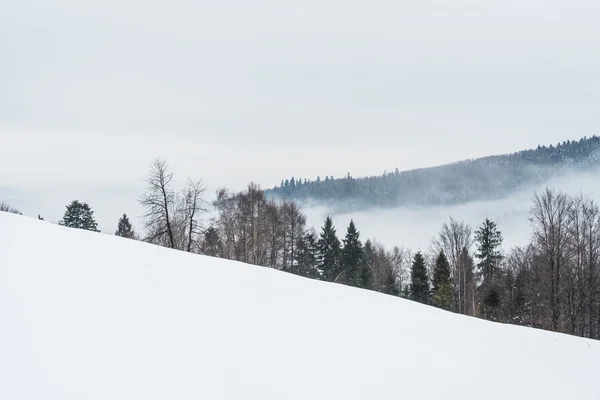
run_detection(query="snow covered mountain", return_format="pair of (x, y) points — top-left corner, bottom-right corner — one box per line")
(1, 211), (599, 400)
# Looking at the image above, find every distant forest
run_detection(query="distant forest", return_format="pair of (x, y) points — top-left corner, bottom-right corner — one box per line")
(4, 155), (600, 340)
(267, 136), (600, 208)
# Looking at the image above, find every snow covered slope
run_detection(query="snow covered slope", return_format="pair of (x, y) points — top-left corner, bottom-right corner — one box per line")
(1, 212), (599, 400)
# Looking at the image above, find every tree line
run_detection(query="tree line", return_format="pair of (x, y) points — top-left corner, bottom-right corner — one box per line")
(2, 158), (599, 340)
(268, 135), (600, 210)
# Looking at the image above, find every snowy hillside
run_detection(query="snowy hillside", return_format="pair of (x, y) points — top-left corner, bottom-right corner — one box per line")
(1, 212), (599, 400)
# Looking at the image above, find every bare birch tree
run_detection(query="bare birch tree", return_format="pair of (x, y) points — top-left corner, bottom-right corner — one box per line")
(530, 188), (571, 331)
(139, 159), (176, 248)
(178, 179), (208, 252)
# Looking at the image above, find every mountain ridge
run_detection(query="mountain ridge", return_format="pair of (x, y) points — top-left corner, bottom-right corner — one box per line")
(267, 135), (600, 210)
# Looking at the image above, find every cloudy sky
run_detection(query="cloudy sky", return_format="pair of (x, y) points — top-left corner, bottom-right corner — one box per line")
(2, 0), (600, 234)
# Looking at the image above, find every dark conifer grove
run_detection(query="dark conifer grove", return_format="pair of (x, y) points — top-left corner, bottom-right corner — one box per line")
(268, 136), (600, 209)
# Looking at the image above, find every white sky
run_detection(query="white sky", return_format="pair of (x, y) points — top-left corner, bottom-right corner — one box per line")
(2, 0), (600, 242)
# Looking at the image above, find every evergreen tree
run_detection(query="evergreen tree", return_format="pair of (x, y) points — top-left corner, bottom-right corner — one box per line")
(115, 213), (136, 239)
(410, 251), (429, 304)
(475, 218), (503, 283)
(475, 218), (504, 319)
(432, 250), (453, 311)
(317, 216), (341, 281)
(296, 231), (318, 278)
(363, 240), (375, 266)
(359, 238), (374, 290)
(60, 201), (99, 232)
(201, 226), (222, 257)
(384, 267), (400, 296)
(341, 220), (364, 287)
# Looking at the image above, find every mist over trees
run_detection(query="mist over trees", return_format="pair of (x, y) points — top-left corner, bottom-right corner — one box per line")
(268, 136), (600, 209)
(7, 141), (600, 342)
(136, 157), (600, 340)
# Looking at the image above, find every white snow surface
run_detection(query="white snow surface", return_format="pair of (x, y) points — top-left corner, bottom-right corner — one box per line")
(1, 212), (600, 400)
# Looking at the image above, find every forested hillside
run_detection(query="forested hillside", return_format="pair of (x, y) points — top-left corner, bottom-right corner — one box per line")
(268, 136), (600, 208)
(4, 155), (600, 341)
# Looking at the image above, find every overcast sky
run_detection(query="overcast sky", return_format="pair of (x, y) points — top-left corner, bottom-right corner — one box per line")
(2, 0), (600, 232)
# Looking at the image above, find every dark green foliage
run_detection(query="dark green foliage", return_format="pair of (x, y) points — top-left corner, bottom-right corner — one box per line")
(410, 251), (429, 304)
(364, 240), (375, 267)
(359, 255), (374, 290)
(115, 214), (136, 239)
(60, 201), (99, 232)
(341, 220), (365, 288)
(361, 240), (375, 290)
(296, 231), (319, 278)
(267, 136), (600, 209)
(317, 216), (341, 281)
(384, 268), (400, 296)
(475, 218), (503, 319)
(475, 218), (503, 283)
(201, 226), (222, 257)
(432, 251), (453, 311)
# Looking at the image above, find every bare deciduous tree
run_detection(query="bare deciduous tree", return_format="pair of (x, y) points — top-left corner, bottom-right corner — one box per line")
(530, 188), (571, 331)
(179, 179), (208, 252)
(139, 159), (177, 248)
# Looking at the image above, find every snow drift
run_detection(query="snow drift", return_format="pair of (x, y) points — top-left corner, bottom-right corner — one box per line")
(1, 212), (599, 399)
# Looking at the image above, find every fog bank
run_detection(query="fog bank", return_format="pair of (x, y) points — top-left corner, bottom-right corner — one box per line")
(302, 171), (600, 252)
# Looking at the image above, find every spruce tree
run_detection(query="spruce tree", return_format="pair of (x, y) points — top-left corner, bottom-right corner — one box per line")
(474, 218), (503, 320)
(115, 213), (136, 239)
(475, 218), (503, 283)
(296, 231), (318, 278)
(60, 200), (99, 232)
(341, 220), (364, 287)
(410, 251), (429, 304)
(359, 238), (374, 290)
(317, 216), (341, 281)
(432, 250), (453, 311)
(201, 226), (222, 257)
(384, 267), (400, 296)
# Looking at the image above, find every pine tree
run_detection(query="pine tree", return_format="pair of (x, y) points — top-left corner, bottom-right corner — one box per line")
(363, 240), (375, 267)
(432, 250), (453, 311)
(115, 213), (136, 239)
(201, 226), (222, 257)
(384, 267), (400, 296)
(410, 251), (429, 304)
(317, 216), (341, 281)
(296, 231), (318, 278)
(360, 239), (374, 290)
(341, 220), (364, 287)
(475, 218), (503, 283)
(60, 201), (99, 232)
(475, 218), (504, 319)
